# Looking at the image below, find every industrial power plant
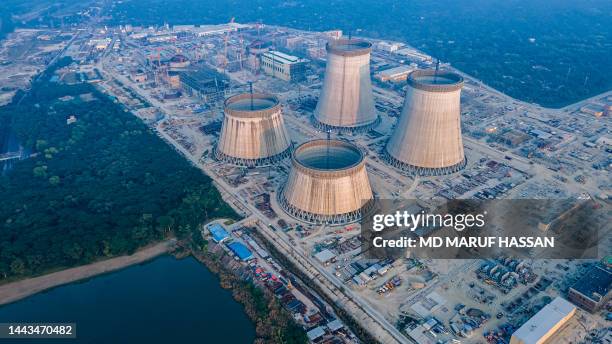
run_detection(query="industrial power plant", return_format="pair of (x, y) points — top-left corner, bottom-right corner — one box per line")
(279, 139), (374, 224)
(45, 19), (611, 344)
(385, 70), (466, 176)
(215, 92), (292, 167)
(313, 38), (379, 132)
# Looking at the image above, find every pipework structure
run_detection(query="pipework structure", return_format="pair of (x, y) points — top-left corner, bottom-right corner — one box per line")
(215, 92), (292, 167)
(279, 139), (374, 225)
(313, 38), (379, 133)
(385, 70), (466, 176)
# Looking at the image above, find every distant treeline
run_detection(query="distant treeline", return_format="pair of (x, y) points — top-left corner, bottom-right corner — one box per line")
(0, 9), (15, 40)
(0, 57), (238, 281)
(107, 0), (612, 107)
(0, 0), (97, 38)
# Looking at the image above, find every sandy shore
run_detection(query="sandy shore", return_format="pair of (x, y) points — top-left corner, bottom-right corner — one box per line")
(0, 239), (177, 306)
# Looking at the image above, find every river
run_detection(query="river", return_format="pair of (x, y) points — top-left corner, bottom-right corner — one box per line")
(0, 256), (256, 343)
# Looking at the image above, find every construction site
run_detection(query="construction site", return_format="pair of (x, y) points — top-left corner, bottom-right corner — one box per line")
(64, 19), (612, 344)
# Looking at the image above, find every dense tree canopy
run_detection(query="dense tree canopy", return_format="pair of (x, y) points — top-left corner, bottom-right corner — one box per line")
(0, 58), (237, 280)
(108, 0), (612, 107)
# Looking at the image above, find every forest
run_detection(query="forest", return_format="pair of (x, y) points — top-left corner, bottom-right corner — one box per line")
(0, 57), (237, 281)
(108, 0), (612, 108)
(0, 10), (14, 40)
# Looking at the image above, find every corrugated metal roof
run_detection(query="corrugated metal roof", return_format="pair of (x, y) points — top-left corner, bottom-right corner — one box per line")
(306, 326), (326, 341)
(208, 224), (229, 243)
(512, 297), (575, 344)
(377, 65), (414, 77)
(570, 265), (612, 301)
(263, 50), (303, 64)
(227, 242), (253, 261)
(327, 319), (344, 332)
(314, 249), (336, 263)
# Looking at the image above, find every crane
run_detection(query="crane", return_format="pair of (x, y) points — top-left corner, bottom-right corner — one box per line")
(218, 34), (229, 72)
(220, 17), (236, 74)
(238, 33), (245, 72)
(151, 47), (163, 85)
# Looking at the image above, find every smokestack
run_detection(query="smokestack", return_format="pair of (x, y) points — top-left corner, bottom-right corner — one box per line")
(385, 70), (466, 175)
(313, 38), (379, 133)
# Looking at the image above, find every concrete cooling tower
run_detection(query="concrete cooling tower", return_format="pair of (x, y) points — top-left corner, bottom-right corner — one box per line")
(279, 139), (374, 225)
(215, 93), (292, 167)
(385, 70), (466, 176)
(313, 39), (379, 132)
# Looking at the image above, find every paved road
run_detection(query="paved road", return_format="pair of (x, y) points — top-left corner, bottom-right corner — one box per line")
(96, 44), (608, 343)
(97, 61), (410, 343)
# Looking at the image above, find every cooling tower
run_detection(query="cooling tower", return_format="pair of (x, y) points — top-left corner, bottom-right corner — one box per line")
(279, 139), (374, 224)
(215, 93), (292, 166)
(385, 70), (466, 176)
(313, 39), (379, 132)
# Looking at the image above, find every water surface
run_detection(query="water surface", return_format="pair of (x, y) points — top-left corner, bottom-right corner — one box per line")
(0, 255), (255, 343)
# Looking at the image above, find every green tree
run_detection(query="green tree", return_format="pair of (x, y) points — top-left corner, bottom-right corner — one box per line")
(35, 139), (48, 151)
(157, 215), (175, 233)
(10, 259), (26, 275)
(0, 58), (238, 279)
(32, 166), (47, 178)
(49, 175), (60, 185)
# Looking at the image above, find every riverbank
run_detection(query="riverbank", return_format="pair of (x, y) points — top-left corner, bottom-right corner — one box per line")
(185, 233), (307, 344)
(0, 239), (176, 306)
(249, 230), (383, 344)
(0, 255), (256, 343)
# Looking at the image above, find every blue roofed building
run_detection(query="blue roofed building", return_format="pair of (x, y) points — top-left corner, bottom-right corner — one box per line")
(207, 223), (230, 243)
(568, 264), (612, 312)
(227, 242), (253, 261)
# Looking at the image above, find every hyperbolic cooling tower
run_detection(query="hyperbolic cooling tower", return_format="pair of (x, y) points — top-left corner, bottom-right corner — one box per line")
(279, 139), (374, 224)
(386, 70), (466, 175)
(313, 39), (379, 132)
(216, 93), (292, 166)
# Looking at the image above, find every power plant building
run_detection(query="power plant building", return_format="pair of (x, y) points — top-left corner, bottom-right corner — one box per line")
(374, 65), (415, 83)
(386, 70), (466, 175)
(168, 54), (190, 70)
(130, 69), (147, 83)
(279, 139), (373, 224)
(216, 93), (292, 167)
(261, 51), (307, 82)
(568, 265), (612, 312)
(314, 39), (379, 132)
(509, 297), (575, 344)
(178, 69), (229, 103)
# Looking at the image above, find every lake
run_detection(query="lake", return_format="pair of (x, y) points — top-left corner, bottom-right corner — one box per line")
(0, 255), (255, 343)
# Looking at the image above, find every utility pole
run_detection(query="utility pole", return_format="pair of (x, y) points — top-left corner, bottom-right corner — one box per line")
(326, 130), (331, 169)
(248, 81), (254, 110)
